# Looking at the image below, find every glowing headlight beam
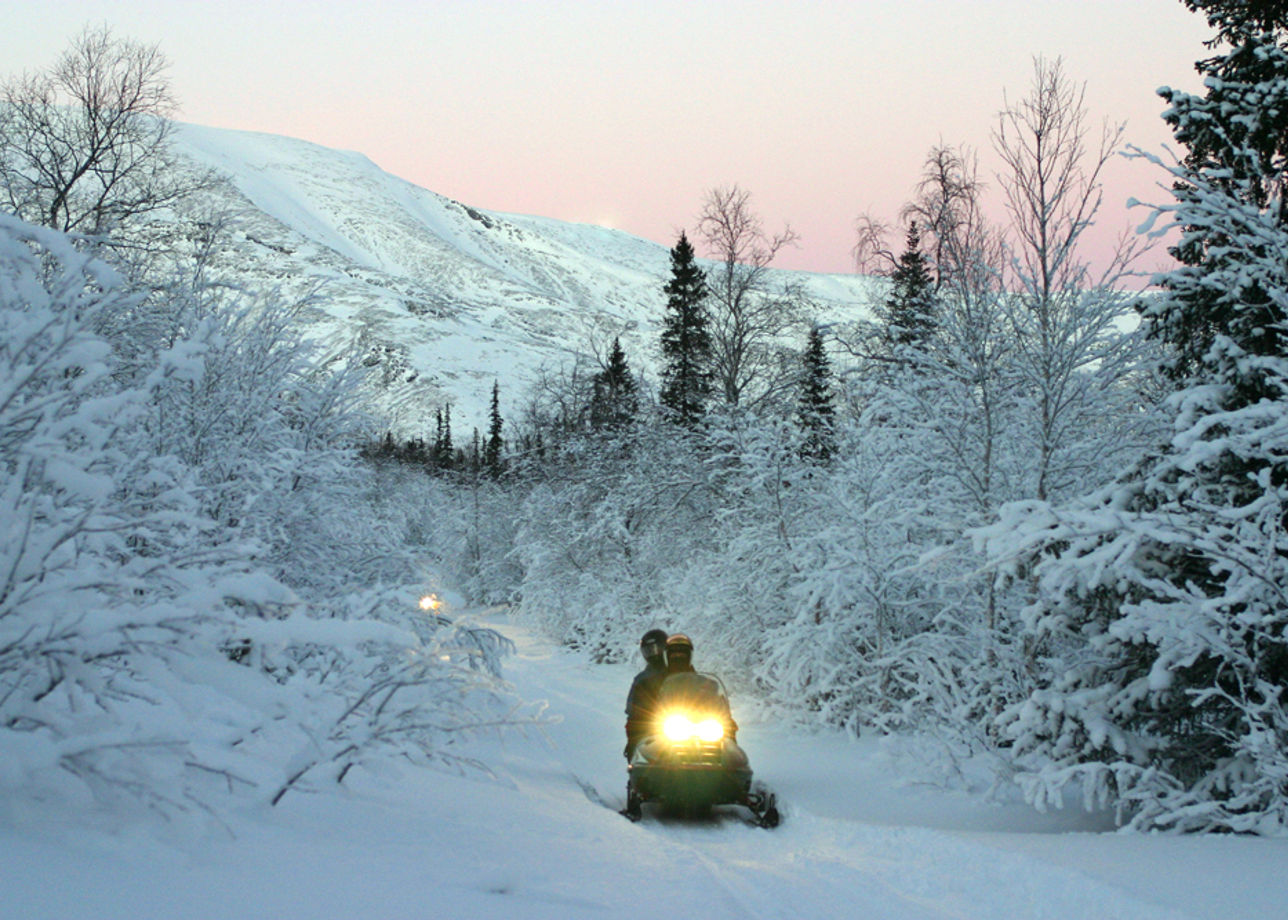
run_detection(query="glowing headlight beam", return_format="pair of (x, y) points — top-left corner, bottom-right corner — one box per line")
(662, 713), (725, 743)
(663, 714), (694, 741)
(696, 719), (724, 742)
(418, 594), (441, 611)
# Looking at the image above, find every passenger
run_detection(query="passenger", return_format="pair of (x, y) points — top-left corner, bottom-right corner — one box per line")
(623, 628), (669, 760)
(659, 633), (738, 742)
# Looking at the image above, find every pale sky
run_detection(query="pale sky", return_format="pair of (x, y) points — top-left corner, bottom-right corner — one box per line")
(3, 1), (1214, 276)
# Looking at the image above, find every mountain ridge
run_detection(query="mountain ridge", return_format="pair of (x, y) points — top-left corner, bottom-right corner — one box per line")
(171, 121), (877, 432)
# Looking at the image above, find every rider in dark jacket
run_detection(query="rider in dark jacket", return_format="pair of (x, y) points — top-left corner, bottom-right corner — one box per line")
(623, 629), (669, 760)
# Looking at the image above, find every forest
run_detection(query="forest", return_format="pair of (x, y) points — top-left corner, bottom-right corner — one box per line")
(2, 0), (1286, 836)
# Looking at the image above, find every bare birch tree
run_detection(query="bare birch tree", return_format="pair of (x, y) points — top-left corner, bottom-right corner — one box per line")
(993, 56), (1152, 502)
(0, 25), (197, 236)
(697, 184), (805, 408)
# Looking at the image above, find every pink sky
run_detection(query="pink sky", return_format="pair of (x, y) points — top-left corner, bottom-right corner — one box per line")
(5, 1), (1214, 276)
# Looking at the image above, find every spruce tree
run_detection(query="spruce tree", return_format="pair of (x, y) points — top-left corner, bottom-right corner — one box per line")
(432, 405), (455, 471)
(590, 337), (639, 430)
(659, 231), (712, 426)
(990, 2), (1288, 832)
(796, 325), (836, 462)
(883, 222), (937, 351)
(485, 381), (504, 476)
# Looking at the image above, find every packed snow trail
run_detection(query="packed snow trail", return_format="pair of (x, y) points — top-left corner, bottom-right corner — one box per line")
(478, 616), (1193, 920)
(3, 610), (1287, 920)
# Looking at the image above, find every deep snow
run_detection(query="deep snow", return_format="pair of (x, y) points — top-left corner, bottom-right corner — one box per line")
(2, 611), (1285, 920)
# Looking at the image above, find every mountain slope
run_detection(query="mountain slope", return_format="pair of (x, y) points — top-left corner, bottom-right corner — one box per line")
(171, 123), (877, 432)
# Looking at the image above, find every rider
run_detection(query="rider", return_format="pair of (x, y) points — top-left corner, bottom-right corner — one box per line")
(660, 633), (738, 742)
(623, 629), (669, 760)
(664, 632), (696, 674)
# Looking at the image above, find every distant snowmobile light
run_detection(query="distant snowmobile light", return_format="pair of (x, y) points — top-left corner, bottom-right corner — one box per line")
(419, 594), (441, 611)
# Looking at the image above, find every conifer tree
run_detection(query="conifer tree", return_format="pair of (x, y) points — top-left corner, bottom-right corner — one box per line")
(883, 222), (937, 351)
(590, 337), (639, 430)
(659, 231), (712, 426)
(442, 404), (453, 464)
(988, 1), (1288, 832)
(432, 405), (455, 470)
(485, 381), (504, 475)
(796, 325), (836, 462)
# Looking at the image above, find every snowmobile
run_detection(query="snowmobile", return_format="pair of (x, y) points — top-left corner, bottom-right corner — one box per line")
(622, 671), (779, 827)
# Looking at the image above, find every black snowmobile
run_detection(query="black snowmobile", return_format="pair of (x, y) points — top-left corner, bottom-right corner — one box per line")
(623, 670), (779, 827)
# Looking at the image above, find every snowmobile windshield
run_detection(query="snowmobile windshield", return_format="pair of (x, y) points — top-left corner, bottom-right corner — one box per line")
(657, 671), (726, 711)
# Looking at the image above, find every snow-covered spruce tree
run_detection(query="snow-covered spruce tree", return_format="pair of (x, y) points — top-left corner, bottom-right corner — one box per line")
(589, 337), (639, 431)
(982, 6), (1288, 832)
(796, 325), (836, 462)
(659, 231), (713, 426)
(485, 380), (504, 476)
(882, 222), (938, 353)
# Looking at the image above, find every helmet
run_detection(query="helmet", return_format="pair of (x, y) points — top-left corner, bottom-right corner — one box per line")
(640, 629), (668, 661)
(665, 633), (694, 657)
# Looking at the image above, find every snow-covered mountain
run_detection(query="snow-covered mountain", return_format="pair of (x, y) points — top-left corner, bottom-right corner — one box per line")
(172, 123), (877, 433)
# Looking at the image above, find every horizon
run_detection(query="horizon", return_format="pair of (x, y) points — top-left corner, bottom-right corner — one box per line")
(4, 1), (1214, 279)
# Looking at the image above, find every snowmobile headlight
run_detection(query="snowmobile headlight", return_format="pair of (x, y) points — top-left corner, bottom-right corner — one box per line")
(663, 714), (696, 741)
(695, 719), (724, 742)
(662, 713), (724, 742)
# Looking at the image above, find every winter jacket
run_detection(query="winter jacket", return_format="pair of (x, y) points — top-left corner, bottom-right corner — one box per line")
(624, 660), (669, 757)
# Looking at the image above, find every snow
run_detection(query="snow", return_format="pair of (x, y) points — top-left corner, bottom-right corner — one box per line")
(3, 613), (1284, 920)
(168, 122), (880, 432)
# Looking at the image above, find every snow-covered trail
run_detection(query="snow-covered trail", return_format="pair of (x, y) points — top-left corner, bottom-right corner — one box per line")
(482, 617), (1198, 920)
(3, 611), (1287, 920)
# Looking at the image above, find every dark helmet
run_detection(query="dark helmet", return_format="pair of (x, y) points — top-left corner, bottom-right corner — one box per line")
(665, 633), (694, 661)
(640, 628), (668, 661)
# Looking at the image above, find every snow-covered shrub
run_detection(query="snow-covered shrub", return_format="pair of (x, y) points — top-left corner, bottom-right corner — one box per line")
(511, 424), (713, 660)
(0, 213), (522, 820)
(762, 410), (974, 734)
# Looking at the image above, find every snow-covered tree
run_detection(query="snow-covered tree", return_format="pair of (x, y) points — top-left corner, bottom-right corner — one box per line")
(659, 231), (712, 426)
(486, 380), (504, 476)
(0, 213), (524, 820)
(590, 337), (639, 431)
(513, 420), (719, 660)
(984, 6), (1288, 832)
(994, 55), (1152, 503)
(882, 222), (938, 352)
(796, 325), (836, 462)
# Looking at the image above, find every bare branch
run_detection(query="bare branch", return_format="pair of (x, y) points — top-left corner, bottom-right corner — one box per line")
(0, 25), (204, 238)
(696, 184), (804, 406)
(852, 212), (897, 274)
